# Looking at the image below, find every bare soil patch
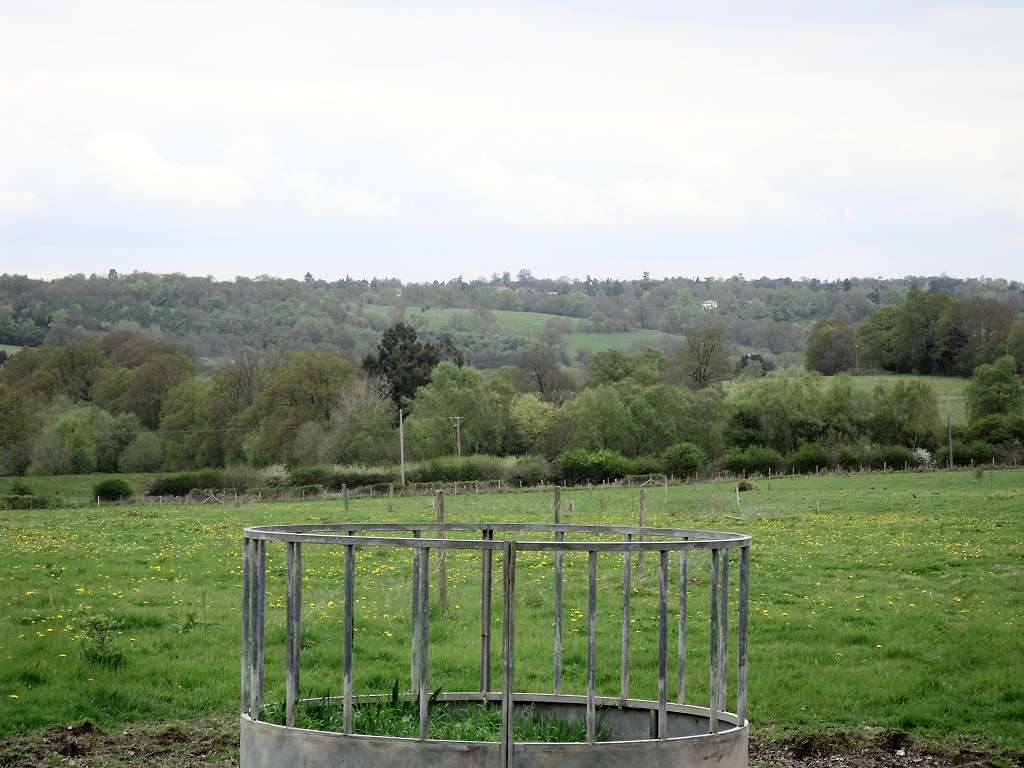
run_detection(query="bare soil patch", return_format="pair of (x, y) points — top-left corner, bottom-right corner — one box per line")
(2, 719), (1021, 768)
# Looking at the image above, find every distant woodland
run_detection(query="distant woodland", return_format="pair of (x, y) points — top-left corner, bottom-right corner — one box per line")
(1, 271), (1023, 485)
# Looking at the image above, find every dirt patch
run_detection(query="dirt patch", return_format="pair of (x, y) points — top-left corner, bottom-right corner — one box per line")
(2, 718), (1021, 768)
(751, 728), (1024, 768)
(0, 716), (237, 767)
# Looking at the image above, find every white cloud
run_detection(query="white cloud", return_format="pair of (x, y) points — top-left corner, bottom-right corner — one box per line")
(1, 2), (1024, 276)
(87, 132), (272, 207)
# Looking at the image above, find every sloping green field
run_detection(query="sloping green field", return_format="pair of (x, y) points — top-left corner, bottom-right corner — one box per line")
(362, 304), (677, 360)
(1, 469), (1021, 745)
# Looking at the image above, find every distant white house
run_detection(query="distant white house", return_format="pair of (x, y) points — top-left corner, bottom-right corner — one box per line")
(701, 299), (719, 311)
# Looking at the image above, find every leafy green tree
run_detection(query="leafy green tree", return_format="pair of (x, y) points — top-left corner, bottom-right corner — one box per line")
(662, 442), (705, 476)
(805, 318), (857, 374)
(363, 323), (444, 413)
(118, 432), (164, 472)
(406, 363), (505, 458)
(870, 381), (939, 448)
(966, 356), (1023, 422)
(0, 383), (34, 473)
(508, 393), (556, 454)
(244, 350), (356, 464)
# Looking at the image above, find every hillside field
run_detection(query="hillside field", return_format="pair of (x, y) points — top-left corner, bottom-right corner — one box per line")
(1, 469), (1021, 747)
(361, 304), (678, 359)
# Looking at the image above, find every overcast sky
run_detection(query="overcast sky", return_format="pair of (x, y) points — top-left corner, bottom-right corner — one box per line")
(2, 1), (1024, 283)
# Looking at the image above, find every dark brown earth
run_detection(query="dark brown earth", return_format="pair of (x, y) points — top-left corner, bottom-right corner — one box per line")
(1, 718), (1021, 768)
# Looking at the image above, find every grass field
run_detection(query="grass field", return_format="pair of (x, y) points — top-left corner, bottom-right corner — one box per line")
(363, 304), (677, 360)
(0, 473), (156, 500)
(0, 344), (21, 357)
(0, 470), (1021, 746)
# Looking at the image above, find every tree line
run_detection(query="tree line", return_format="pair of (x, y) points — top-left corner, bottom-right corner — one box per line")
(2, 321), (1022, 483)
(4, 271), (1024, 371)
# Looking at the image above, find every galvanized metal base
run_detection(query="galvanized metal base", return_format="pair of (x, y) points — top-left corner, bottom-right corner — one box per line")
(240, 693), (748, 768)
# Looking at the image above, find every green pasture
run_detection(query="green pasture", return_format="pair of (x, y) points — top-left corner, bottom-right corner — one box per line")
(362, 304), (677, 359)
(0, 473), (156, 501)
(0, 470), (1021, 745)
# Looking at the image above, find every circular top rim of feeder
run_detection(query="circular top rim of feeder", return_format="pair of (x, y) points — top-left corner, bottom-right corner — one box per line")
(243, 522), (751, 550)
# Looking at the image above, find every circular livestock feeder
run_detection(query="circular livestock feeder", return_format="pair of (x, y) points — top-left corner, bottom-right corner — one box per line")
(240, 520), (751, 768)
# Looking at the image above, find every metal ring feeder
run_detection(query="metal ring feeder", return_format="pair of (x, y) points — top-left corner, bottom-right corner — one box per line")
(240, 521), (751, 768)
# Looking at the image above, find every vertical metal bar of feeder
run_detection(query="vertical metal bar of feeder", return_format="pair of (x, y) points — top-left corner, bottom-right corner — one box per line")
(241, 537), (251, 715)
(500, 541), (517, 768)
(737, 545), (750, 724)
(658, 549), (668, 738)
(285, 541), (303, 727)
(677, 546), (688, 705)
(252, 540), (266, 719)
(411, 530), (421, 693)
(620, 534), (632, 700)
(586, 550), (598, 743)
(709, 548), (720, 734)
(418, 546), (431, 740)
(719, 551), (730, 712)
(481, 528), (493, 694)
(343, 543), (355, 734)
(554, 531), (564, 694)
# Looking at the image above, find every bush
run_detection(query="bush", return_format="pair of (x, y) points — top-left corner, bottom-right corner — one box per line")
(557, 449), (634, 483)
(291, 484), (324, 496)
(786, 443), (831, 474)
(2, 494), (51, 509)
(936, 440), (969, 468)
(967, 414), (1024, 446)
(329, 465), (400, 489)
(93, 477), (134, 501)
(864, 444), (916, 470)
(723, 446), (784, 476)
(79, 614), (125, 668)
(501, 455), (552, 485)
(10, 479), (32, 496)
(222, 464), (264, 491)
(408, 455), (508, 483)
(147, 469), (225, 496)
(261, 463), (291, 488)
(967, 440), (997, 464)
(661, 442), (706, 477)
(836, 445), (863, 470)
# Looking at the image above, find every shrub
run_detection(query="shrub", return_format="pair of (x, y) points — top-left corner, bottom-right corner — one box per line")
(329, 465), (400, 489)
(723, 446), (784, 476)
(79, 614), (125, 668)
(2, 494), (51, 509)
(502, 455), (552, 486)
(10, 479), (32, 496)
(147, 469), (225, 496)
(913, 447), (935, 468)
(786, 443), (830, 474)
(629, 455), (662, 476)
(556, 449), (633, 483)
(836, 445), (863, 470)
(288, 465), (332, 487)
(661, 442), (706, 477)
(935, 440), (970, 467)
(408, 455), (508, 483)
(93, 477), (134, 501)
(737, 479), (757, 492)
(222, 464), (264, 491)
(291, 484), (324, 496)
(967, 414), (1024, 446)
(864, 444), (915, 470)
(967, 440), (997, 464)
(261, 463), (291, 488)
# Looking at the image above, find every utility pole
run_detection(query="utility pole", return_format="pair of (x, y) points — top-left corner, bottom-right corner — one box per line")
(946, 394), (953, 469)
(450, 416), (463, 457)
(854, 341), (860, 375)
(399, 408), (406, 486)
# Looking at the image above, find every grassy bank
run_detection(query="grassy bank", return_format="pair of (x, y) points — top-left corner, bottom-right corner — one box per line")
(0, 470), (1021, 744)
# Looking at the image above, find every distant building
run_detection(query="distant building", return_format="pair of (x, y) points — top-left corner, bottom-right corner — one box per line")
(701, 299), (719, 311)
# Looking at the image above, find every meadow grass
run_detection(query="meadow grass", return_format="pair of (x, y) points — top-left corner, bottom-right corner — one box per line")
(0, 473), (157, 500)
(0, 469), (1020, 746)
